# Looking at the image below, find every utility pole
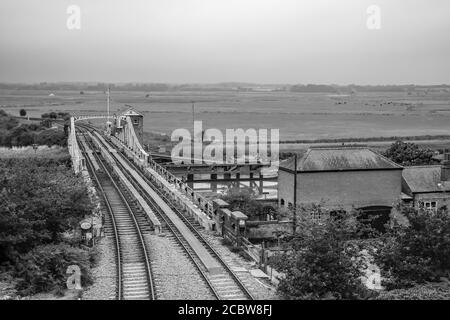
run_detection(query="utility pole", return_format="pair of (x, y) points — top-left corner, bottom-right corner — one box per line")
(107, 86), (110, 120)
(192, 101), (195, 132)
(191, 101), (195, 162)
(293, 154), (297, 234)
(105, 86), (112, 135)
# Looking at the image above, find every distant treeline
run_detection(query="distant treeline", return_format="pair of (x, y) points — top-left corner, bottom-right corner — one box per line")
(0, 82), (449, 93)
(41, 111), (71, 120)
(280, 135), (450, 144)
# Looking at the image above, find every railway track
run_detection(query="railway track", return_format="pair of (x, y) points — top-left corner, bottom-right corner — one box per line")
(87, 129), (255, 300)
(77, 129), (156, 300)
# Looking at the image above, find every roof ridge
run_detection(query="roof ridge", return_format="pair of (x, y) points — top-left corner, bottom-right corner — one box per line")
(367, 148), (404, 169)
(298, 148), (312, 170)
(309, 145), (367, 150)
(404, 165), (442, 168)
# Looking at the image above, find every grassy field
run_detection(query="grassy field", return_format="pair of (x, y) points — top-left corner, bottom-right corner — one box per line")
(1, 89), (450, 144)
(0, 145), (69, 159)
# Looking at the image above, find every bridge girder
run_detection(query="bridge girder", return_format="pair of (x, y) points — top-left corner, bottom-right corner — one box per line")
(73, 115), (116, 122)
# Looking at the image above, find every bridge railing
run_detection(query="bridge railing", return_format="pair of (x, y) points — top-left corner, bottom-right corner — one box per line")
(148, 158), (215, 218)
(68, 117), (85, 173)
(73, 115), (116, 122)
(125, 116), (149, 163)
(81, 112), (215, 219)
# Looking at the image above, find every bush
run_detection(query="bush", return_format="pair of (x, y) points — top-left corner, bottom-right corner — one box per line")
(23, 123), (43, 131)
(221, 188), (264, 220)
(0, 110), (19, 130)
(376, 282), (450, 300)
(0, 157), (94, 295)
(36, 129), (67, 147)
(7, 125), (35, 147)
(374, 205), (450, 289)
(14, 244), (93, 296)
(271, 209), (373, 299)
(41, 112), (70, 120)
(0, 110), (67, 148)
(19, 109), (27, 117)
(0, 158), (93, 263)
(40, 119), (52, 128)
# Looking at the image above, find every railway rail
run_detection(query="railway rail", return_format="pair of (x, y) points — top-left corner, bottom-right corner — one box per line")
(77, 128), (156, 300)
(82, 125), (255, 300)
(77, 123), (255, 300)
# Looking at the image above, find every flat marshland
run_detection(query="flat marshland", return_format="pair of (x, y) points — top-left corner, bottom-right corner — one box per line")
(1, 89), (450, 151)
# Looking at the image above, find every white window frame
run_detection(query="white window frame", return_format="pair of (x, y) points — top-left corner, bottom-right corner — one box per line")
(422, 200), (437, 213)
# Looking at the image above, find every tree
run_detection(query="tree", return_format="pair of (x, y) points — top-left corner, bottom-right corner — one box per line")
(36, 129), (67, 147)
(384, 140), (434, 166)
(0, 110), (19, 130)
(40, 119), (52, 128)
(0, 158), (93, 263)
(374, 204), (450, 290)
(8, 125), (34, 147)
(19, 109), (27, 117)
(221, 187), (265, 220)
(270, 207), (372, 299)
(0, 157), (95, 296)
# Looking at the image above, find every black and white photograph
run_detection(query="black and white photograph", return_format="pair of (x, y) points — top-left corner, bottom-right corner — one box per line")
(0, 0), (449, 310)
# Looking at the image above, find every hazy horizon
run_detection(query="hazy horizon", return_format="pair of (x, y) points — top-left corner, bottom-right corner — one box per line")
(1, 0), (449, 84)
(1, 81), (450, 87)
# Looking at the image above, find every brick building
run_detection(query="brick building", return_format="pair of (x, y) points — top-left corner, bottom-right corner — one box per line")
(278, 146), (403, 228)
(401, 153), (450, 211)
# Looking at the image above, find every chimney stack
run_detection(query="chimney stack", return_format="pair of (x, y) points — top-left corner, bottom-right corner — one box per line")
(441, 148), (450, 181)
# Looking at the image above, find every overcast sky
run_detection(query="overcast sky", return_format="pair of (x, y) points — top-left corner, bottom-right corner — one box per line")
(0, 0), (449, 84)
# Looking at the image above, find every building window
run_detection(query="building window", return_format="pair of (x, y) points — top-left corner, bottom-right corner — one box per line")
(422, 201), (437, 213)
(330, 210), (346, 221)
(311, 209), (322, 221)
(280, 199), (285, 206)
(133, 119), (139, 125)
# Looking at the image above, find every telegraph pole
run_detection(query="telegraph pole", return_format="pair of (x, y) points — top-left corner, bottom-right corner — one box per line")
(293, 154), (297, 234)
(106, 86), (111, 134)
(191, 101), (195, 162)
(107, 86), (110, 120)
(192, 101), (195, 132)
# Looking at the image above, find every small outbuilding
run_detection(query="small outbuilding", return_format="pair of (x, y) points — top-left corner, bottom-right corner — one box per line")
(402, 154), (450, 212)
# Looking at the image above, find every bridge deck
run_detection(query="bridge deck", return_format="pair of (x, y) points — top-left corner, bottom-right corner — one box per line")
(112, 147), (222, 274)
(78, 135), (100, 171)
(145, 166), (214, 229)
(88, 132), (162, 233)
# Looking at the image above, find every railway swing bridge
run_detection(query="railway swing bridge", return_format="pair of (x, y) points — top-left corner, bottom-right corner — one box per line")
(67, 111), (260, 300)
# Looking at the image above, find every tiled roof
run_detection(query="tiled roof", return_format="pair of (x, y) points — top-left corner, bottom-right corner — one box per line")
(402, 165), (450, 193)
(280, 147), (402, 172)
(122, 108), (142, 116)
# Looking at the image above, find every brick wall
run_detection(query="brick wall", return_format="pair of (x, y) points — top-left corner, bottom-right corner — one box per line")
(278, 169), (403, 211)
